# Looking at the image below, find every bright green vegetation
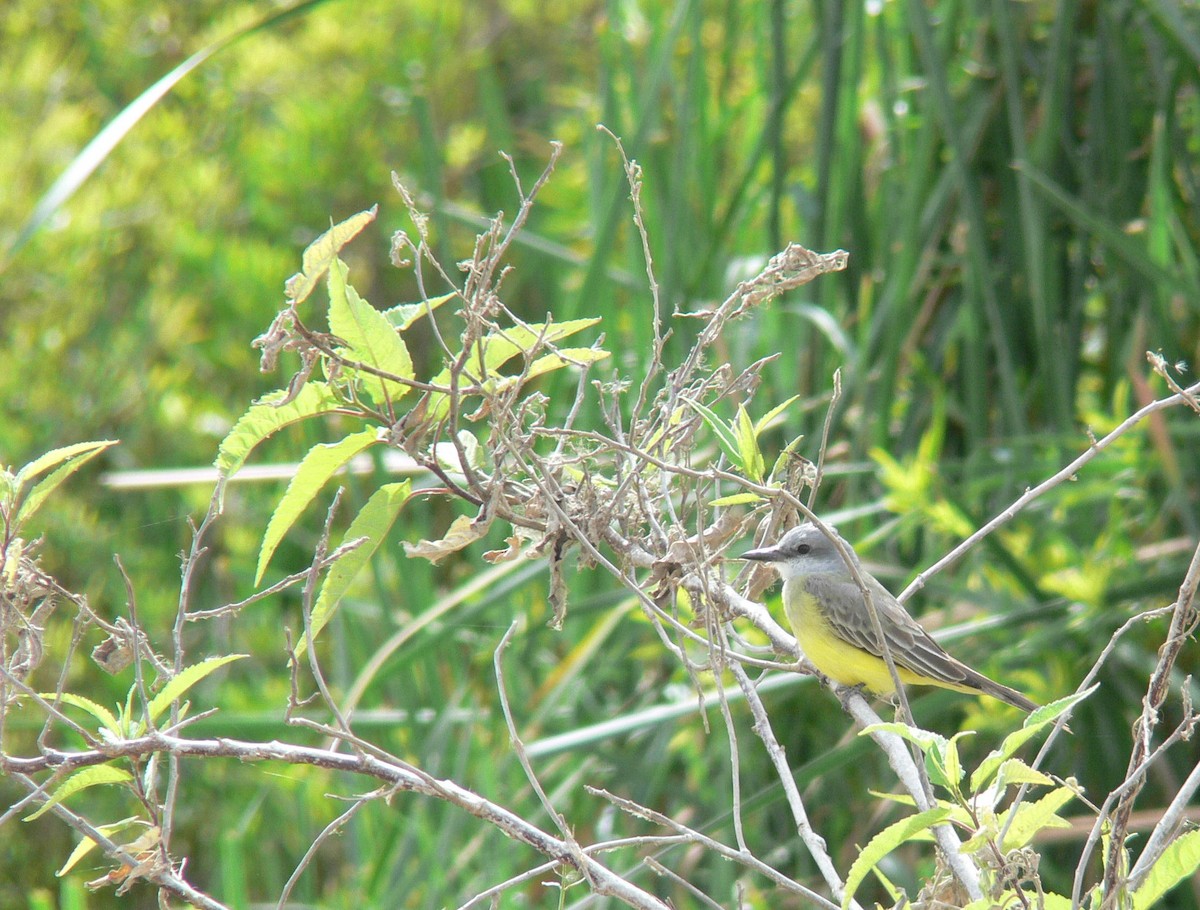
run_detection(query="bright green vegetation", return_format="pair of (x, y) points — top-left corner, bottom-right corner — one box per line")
(2, 1), (1199, 907)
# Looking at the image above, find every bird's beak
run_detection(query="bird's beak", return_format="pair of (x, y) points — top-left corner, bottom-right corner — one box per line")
(739, 543), (780, 563)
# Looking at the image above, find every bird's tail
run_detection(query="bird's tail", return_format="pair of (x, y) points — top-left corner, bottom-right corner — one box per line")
(968, 671), (1039, 713)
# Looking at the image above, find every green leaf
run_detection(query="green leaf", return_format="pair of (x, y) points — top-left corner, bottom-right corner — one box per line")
(295, 481), (411, 662)
(927, 730), (972, 793)
(145, 654), (247, 727)
(56, 817), (144, 877)
(683, 398), (742, 469)
(472, 319), (602, 374)
(384, 292), (456, 331)
(285, 207), (377, 306)
(999, 785), (1076, 851)
(754, 395), (800, 436)
(24, 766), (133, 821)
(1132, 829), (1200, 910)
(256, 429), (381, 585)
(710, 492), (763, 507)
(521, 347), (610, 380)
(12, 441), (118, 526)
(215, 382), (344, 482)
(478, 348), (611, 398)
(995, 758), (1054, 790)
(970, 685), (1095, 791)
(14, 440), (118, 488)
(327, 258), (414, 408)
(38, 692), (122, 737)
(734, 405), (765, 482)
(842, 805), (952, 909)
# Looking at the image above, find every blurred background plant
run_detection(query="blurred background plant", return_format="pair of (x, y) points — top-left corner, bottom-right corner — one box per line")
(2, 0), (1199, 907)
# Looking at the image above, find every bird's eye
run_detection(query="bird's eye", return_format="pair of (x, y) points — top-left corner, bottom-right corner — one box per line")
(796, 544), (811, 555)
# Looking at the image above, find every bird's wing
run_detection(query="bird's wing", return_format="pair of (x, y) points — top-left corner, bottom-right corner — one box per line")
(803, 573), (975, 687)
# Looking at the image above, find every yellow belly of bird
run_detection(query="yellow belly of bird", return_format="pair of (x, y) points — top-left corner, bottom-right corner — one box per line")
(783, 579), (931, 695)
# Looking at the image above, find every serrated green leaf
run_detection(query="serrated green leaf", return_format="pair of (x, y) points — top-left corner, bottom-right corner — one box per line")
(754, 395), (800, 436)
(13, 441), (118, 526)
(327, 259), (414, 408)
(683, 398), (742, 468)
(24, 765), (133, 821)
(1132, 829), (1200, 910)
(384, 292), (456, 331)
(995, 758), (1055, 790)
(970, 686), (1094, 792)
(215, 382), (344, 482)
(256, 429), (381, 586)
(145, 654), (247, 727)
(710, 492), (763, 507)
(38, 692), (122, 737)
(285, 207), (377, 306)
(999, 785), (1076, 851)
(842, 805), (952, 909)
(13, 440), (117, 487)
(1025, 685), (1096, 728)
(295, 481), (411, 662)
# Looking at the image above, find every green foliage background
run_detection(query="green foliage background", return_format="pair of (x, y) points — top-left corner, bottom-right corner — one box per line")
(2, 0), (1199, 907)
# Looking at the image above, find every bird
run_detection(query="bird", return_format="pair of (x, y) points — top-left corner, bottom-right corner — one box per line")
(740, 522), (1038, 712)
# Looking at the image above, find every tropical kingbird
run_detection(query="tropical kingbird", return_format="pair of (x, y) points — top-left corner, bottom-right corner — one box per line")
(741, 522), (1037, 712)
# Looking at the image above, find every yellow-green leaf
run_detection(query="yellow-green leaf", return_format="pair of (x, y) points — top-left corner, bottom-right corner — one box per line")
(215, 382), (343, 482)
(146, 654), (247, 727)
(710, 492), (763, 507)
(38, 692), (122, 737)
(256, 429), (381, 585)
(995, 758), (1054, 790)
(734, 404), (765, 482)
(327, 258), (414, 408)
(423, 319), (603, 423)
(842, 806), (952, 909)
(683, 398), (741, 468)
(754, 395), (800, 436)
(56, 817), (145, 877)
(970, 685), (1096, 791)
(285, 207), (377, 306)
(295, 481), (412, 662)
(1132, 829), (1200, 910)
(24, 766), (133, 821)
(13, 441), (118, 526)
(384, 292), (456, 331)
(999, 785), (1076, 851)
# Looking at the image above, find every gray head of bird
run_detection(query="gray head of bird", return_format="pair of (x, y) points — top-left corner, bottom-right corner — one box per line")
(739, 522), (859, 581)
